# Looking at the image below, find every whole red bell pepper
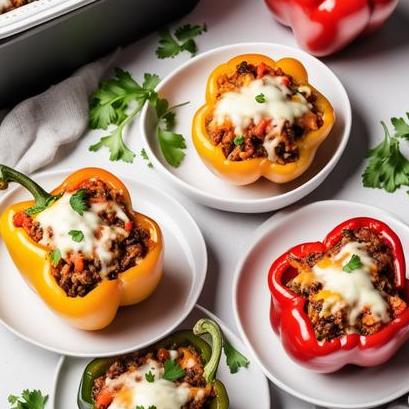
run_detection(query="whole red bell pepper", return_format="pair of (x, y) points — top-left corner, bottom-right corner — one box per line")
(268, 217), (409, 372)
(264, 0), (399, 56)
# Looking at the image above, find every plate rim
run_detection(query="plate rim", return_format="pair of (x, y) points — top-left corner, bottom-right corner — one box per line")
(140, 41), (352, 211)
(0, 168), (208, 357)
(232, 199), (409, 409)
(50, 304), (271, 409)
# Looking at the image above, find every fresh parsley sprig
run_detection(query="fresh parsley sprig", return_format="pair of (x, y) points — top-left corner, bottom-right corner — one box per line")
(156, 23), (207, 59)
(136, 406), (156, 409)
(69, 230), (84, 243)
(8, 389), (48, 409)
(70, 189), (88, 216)
(223, 338), (250, 374)
(162, 359), (185, 381)
(145, 371), (155, 383)
(50, 249), (62, 267)
(343, 254), (363, 273)
(362, 113), (409, 193)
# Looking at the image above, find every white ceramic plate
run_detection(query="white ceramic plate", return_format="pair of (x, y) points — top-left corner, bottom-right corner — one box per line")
(0, 169), (207, 357)
(50, 305), (270, 409)
(140, 42), (351, 213)
(233, 200), (409, 409)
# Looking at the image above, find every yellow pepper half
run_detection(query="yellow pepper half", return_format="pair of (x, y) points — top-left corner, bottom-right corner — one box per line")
(0, 166), (163, 330)
(192, 54), (336, 185)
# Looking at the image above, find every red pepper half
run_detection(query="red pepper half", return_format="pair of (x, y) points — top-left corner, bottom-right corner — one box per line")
(264, 0), (399, 56)
(268, 217), (409, 372)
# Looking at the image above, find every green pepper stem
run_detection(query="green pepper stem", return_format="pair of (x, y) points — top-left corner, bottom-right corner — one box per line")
(193, 318), (223, 383)
(0, 164), (53, 207)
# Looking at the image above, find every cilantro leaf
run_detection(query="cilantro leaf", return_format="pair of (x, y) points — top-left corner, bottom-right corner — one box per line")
(145, 371), (155, 383)
(362, 121), (409, 193)
(68, 230), (84, 243)
(392, 113), (409, 140)
(136, 406), (157, 409)
(255, 93), (266, 103)
(156, 23), (206, 59)
(223, 338), (250, 374)
(50, 249), (62, 267)
(8, 389), (48, 409)
(162, 359), (185, 381)
(143, 73), (160, 91)
(343, 254), (363, 273)
(174, 23), (207, 42)
(233, 135), (244, 146)
(140, 149), (153, 168)
(69, 189), (88, 215)
(157, 128), (186, 167)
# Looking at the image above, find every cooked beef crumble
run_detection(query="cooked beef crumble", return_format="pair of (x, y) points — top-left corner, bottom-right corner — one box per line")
(286, 228), (407, 341)
(206, 60), (323, 164)
(1, 0), (37, 14)
(13, 179), (150, 298)
(92, 346), (215, 409)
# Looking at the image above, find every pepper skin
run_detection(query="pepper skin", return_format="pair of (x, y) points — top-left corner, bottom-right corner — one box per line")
(0, 166), (163, 330)
(268, 217), (409, 373)
(192, 54), (335, 185)
(78, 319), (229, 409)
(264, 0), (399, 56)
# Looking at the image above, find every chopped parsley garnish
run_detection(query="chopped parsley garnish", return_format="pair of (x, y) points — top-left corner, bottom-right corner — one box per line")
(89, 68), (187, 167)
(68, 230), (84, 243)
(255, 93), (266, 103)
(162, 359), (185, 381)
(69, 189), (88, 216)
(140, 148), (153, 168)
(233, 135), (244, 146)
(8, 389), (48, 409)
(343, 254), (363, 273)
(136, 406), (156, 409)
(156, 23), (207, 59)
(145, 371), (155, 383)
(362, 113), (409, 193)
(50, 249), (62, 267)
(223, 338), (250, 374)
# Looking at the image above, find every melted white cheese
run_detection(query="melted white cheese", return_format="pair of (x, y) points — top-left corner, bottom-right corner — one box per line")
(35, 193), (129, 276)
(214, 75), (312, 135)
(312, 242), (390, 325)
(106, 360), (190, 409)
(0, 0), (11, 10)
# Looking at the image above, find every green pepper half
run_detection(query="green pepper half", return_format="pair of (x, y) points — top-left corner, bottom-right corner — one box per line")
(77, 318), (229, 409)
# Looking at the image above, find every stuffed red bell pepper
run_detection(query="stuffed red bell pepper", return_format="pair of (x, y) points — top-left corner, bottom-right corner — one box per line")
(268, 217), (409, 372)
(264, 0), (399, 56)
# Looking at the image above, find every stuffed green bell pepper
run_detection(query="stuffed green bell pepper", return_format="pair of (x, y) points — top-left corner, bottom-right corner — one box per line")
(78, 319), (229, 409)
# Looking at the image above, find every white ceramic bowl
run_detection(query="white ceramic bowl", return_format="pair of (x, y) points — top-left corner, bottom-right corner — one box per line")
(140, 42), (351, 213)
(233, 200), (409, 408)
(0, 169), (207, 357)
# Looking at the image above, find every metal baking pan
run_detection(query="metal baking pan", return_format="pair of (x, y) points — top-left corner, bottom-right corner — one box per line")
(0, 0), (199, 107)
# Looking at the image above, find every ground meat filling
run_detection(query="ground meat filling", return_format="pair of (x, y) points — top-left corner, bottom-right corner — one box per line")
(1, 0), (37, 14)
(206, 60), (324, 164)
(286, 228), (407, 342)
(92, 346), (215, 409)
(12, 179), (150, 298)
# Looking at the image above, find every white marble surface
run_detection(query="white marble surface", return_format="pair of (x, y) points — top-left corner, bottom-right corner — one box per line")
(1, 0), (409, 408)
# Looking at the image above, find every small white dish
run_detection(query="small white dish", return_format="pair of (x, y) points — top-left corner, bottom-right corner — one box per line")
(0, 169), (207, 357)
(140, 42), (351, 213)
(233, 200), (409, 408)
(50, 305), (271, 409)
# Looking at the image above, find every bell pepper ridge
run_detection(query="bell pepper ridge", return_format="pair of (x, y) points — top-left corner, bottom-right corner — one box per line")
(268, 217), (409, 373)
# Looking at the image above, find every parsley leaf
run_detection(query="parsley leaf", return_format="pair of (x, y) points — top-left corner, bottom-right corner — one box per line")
(223, 338), (250, 374)
(89, 69), (159, 163)
(362, 121), (409, 193)
(68, 230), (84, 243)
(392, 113), (409, 140)
(156, 23), (206, 59)
(343, 254), (363, 273)
(162, 359), (185, 381)
(136, 406), (156, 409)
(145, 371), (155, 383)
(140, 149), (153, 168)
(255, 93), (266, 103)
(233, 135), (244, 146)
(8, 389), (48, 409)
(50, 249), (62, 267)
(69, 189), (88, 216)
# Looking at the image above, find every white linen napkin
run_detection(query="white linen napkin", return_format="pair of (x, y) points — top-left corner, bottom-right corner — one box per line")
(0, 51), (118, 174)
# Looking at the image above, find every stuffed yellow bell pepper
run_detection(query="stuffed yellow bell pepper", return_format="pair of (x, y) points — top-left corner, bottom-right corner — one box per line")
(0, 166), (163, 330)
(192, 54), (335, 185)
